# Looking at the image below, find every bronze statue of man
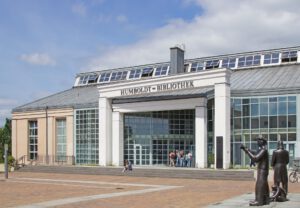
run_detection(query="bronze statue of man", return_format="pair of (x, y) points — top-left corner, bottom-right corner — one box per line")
(271, 140), (289, 201)
(241, 136), (269, 206)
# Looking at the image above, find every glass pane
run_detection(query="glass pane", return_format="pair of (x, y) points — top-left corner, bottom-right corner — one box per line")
(260, 103), (268, 115)
(288, 102), (296, 114)
(251, 104), (259, 116)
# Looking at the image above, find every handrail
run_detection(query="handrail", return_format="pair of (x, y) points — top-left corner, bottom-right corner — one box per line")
(14, 155), (75, 167)
(15, 155), (27, 168)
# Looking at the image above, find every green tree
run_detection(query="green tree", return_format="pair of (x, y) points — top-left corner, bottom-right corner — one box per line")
(0, 118), (12, 163)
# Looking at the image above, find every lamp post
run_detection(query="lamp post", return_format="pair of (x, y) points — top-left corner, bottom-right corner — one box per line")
(4, 144), (8, 179)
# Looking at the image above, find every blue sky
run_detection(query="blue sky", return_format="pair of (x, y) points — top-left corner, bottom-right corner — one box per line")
(1, 0), (300, 126)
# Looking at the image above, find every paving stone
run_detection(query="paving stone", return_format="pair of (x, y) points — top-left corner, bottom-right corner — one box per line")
(0, 172), (299, 208)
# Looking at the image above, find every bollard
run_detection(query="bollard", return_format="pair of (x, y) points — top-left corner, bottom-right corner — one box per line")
(4, 144), (8, 179)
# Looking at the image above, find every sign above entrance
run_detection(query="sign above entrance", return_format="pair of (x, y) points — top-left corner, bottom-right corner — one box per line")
(120, 81), (194, 96)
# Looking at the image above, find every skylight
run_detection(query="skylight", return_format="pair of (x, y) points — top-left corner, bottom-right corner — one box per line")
(154, 65), (169, 76)
(110, 71), (128, 82)
(281, 51), (297, 63)
(222, 58), (236, 68)
(205, 60), (219, 69)
(263, 53), (279, 64)
(78, 75), (89, 85)
(87, 74), (98, 84)
(128, 69), (142, 79)
(98, 72), (111, 83)
(141, 67), (154, 78)
(190, 61), (204, 72)
(238, 55), (261, 68)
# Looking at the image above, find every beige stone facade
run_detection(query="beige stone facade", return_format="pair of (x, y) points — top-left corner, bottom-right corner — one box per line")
(12, 108), (74, 164)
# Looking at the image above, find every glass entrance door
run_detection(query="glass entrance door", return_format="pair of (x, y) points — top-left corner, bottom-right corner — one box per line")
(152, 138), (195, 166)
(134, 144), (150, 165)
(134, 144), (142, 165)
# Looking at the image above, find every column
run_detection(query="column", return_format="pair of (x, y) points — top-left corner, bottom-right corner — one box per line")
(112, 111), (124, 166)
(214, 82), (231, 169)
(11, 119), (17, 160)
(66, 116), (74, 158)
(195, 100), (207, 168)
(99, 97), (112, 166)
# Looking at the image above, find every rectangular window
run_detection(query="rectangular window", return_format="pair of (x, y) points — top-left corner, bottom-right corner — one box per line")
(281, 51), (298, 63)
(263, 53), (279, 64)
(56, 119), (67, 161)
(141, 67), (154, 78)
(28, 121), (38, 160)
(87, 74), (98, 84)
(190, 62), (204, 72)
(238, 55), (261, 68)
(155, 65), (169, 76)
(205, 60), (219, 69)
(75, 109), (99, 165)
(128, 69), (142, 79)
(222, 58), (236, 68)
(110, 71), (128, 82)
(98, 72), (111, 83)
(78, 75), (89, 85)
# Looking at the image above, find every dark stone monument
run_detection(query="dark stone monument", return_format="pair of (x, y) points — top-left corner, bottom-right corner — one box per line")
(241, 136), (269, 206)
(270, 140), (289, 202)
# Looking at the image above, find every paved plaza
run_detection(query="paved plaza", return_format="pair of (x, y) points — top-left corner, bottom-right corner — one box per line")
(0, 172), (299, 208)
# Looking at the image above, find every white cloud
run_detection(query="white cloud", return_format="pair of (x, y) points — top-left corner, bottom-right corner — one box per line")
(72, 3), (87, 16)
(116, 15), (128, 23)
(20, 53), (56, 66)
(98, 14), (128, 24)
(87, 0), (300, 70)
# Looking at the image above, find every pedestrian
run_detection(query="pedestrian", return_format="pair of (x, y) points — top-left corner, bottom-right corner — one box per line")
(176, 150), (180, 167)
(169, 151), (175, 167)
(186, 151), (193, 167)
(122, 159), (133, 172)
(180, 150), (184, 167)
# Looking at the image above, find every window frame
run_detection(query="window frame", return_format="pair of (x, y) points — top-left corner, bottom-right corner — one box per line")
(28, 120), (38, 160)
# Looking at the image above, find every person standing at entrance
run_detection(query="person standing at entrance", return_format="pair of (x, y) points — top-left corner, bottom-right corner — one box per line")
(176, 150), (181, 167)
(186, 151), (193, 167)
(169, 151), (175, 167)
(180, 150), (184, 167)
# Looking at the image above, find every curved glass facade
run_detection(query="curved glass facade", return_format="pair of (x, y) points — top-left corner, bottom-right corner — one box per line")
(231, 96), (297, 167)
(124, 110), (195, 166)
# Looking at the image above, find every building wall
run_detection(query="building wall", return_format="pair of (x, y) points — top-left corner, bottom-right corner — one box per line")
(12, 108), (74, 164)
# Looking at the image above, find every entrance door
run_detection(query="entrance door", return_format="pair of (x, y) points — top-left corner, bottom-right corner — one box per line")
(216, 136), (223, 169)
(134, 144), (142, 165)
(134, 144), (151, 165)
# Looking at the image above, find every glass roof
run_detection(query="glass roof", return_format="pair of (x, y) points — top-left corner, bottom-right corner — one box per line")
(75, 47), (300, 87)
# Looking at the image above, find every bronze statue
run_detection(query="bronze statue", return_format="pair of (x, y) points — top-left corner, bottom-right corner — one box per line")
(270, 140), (289, 201)
(241, 136), (269, 206)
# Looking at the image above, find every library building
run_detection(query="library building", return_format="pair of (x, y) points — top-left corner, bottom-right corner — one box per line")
(12, 46), (300, 169)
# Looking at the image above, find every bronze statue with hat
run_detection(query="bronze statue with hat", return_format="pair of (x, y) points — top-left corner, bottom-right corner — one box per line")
(270, 140), (289, 202)
(241, 135), (270, 206)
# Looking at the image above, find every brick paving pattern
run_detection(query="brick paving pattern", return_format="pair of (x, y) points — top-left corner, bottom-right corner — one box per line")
(0, 172), (299, 208)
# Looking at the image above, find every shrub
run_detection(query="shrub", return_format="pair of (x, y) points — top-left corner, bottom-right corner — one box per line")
(7, 155), (15, 168)
(208, 153), (214, 167)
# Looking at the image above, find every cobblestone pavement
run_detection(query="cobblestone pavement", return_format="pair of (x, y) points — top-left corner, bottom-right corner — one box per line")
(0, 172), (299, 208)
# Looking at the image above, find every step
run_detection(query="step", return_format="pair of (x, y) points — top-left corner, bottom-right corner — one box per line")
(16, 165), (254, 181)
